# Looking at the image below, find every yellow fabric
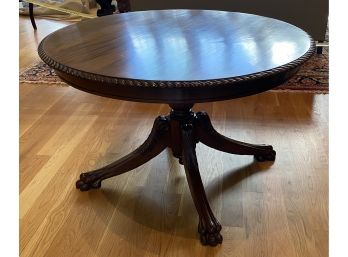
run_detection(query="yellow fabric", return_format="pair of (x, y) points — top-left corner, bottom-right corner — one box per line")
(20, 0), (98, 20)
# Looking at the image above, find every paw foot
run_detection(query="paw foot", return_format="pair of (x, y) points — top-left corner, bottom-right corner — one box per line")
(76, 173), (102, 191)
(198, 221), (223, 246)
(254, 149), (276, 162)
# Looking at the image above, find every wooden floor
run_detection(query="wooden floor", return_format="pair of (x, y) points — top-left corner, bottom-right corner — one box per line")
(19, 17), (328, 257)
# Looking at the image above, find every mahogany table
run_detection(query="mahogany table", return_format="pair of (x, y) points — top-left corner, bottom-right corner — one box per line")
(38, 10), (315, 246)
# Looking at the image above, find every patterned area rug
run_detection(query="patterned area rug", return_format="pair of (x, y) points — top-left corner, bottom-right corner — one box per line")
(20, 49), (328, 93)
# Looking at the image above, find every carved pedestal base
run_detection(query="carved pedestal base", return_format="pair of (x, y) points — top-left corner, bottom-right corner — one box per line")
(76, 104), (276, 246)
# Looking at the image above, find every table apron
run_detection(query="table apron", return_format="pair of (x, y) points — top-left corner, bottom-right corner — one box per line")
(55, 67), (299, 104)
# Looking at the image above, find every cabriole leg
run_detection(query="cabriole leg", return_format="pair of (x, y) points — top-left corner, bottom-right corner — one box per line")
(76, 116), (170, 191)
(181, 123), (223, 246)
(195, 112), (276, 161)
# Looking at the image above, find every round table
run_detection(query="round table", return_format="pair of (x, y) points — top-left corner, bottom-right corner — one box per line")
(38, 10), (315, 246)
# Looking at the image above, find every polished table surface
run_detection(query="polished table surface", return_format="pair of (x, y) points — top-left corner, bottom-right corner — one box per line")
(38, 10), (315, 246)
(39, 10), (315, 103)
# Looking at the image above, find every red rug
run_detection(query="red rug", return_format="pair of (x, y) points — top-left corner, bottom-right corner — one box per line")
(272, 49), (328, 93)
(20, 50), (328, 93)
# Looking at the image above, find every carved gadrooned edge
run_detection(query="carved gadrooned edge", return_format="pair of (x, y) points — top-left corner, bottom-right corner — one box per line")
(38, 36), (316, 89)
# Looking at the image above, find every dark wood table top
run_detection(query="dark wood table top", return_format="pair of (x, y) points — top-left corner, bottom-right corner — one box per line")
(39, 10), (315, 103)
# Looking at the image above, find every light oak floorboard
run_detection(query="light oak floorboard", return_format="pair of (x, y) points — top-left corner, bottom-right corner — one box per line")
(19, 17), (328, 257)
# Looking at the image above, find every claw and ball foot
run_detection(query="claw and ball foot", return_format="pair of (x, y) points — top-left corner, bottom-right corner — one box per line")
(198, 220), (223, 246)
(254, 149), (276, 161)
(76, 173), (102, 191)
